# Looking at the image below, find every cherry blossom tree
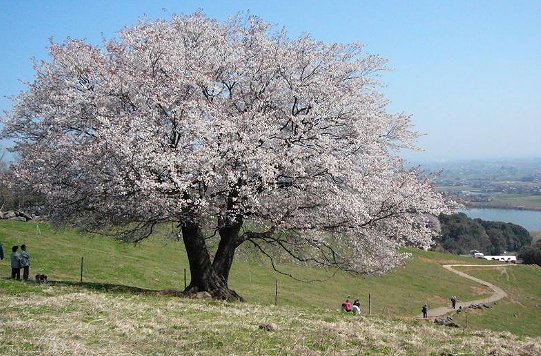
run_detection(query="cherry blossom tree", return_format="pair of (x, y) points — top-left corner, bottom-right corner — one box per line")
(2, 14), (451, 300)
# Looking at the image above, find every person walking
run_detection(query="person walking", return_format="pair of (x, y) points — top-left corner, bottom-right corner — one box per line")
(422, 304), (428, 319)
(10, 246), (21, 280)
(451, 296), (457, 309)
(20, 244), (30, 281)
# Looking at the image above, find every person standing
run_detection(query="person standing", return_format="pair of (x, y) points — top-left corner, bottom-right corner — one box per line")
(20, 244), (30, 281)
(10, 246), (21, 280)
(0, 242), (4, 261)
(451, 296), (457, 309)
(422, 304), (428, 319)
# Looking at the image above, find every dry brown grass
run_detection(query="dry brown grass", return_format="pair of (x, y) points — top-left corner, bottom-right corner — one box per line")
(1, 282), (540, 355)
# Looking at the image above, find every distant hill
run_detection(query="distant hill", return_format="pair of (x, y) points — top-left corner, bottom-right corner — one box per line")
(437, 213), (532, 255)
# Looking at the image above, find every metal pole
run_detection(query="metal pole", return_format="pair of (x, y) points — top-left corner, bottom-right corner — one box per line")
(184, 268), (187, 289)
(80, 257), (84, 283)
(275, 280), (278, 306)
(368, 293), (371, 315)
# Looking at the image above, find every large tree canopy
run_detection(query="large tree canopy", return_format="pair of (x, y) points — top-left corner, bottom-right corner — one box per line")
(3, 14), (451, 300)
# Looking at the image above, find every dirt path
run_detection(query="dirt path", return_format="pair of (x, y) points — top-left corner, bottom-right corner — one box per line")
(418, 264), (515, 319)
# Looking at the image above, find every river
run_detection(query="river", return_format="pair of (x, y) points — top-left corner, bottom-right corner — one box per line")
(463, 208), (541, 232)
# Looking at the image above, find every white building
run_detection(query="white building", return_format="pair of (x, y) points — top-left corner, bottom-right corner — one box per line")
(473, 252), (517, 263)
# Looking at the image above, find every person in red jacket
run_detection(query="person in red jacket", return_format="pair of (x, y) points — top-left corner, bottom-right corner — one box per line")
(341, 298), (353, 312)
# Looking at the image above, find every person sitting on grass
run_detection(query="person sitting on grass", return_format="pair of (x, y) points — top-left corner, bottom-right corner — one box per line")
(341, 298), (353, 312)
(352, 299), (361, 315)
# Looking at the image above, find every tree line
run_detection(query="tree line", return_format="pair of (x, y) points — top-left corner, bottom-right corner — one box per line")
(436, 213), (532, 255)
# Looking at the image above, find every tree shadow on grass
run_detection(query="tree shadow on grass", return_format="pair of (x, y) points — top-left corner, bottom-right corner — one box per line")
(46, 280), (185, 297)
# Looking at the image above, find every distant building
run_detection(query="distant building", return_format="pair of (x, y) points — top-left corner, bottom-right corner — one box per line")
(482, 255), (517, 263)
(471, 251), (517, 263)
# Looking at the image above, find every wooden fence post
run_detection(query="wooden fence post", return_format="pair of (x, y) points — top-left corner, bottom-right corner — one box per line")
(184, 268), (187, 289)
(80, 257), (84, 283)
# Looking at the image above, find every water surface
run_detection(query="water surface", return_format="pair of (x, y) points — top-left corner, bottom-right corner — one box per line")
(463, 208), (541, 232)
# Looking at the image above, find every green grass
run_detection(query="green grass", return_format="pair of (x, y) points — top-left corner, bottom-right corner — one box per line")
(1, 220), (541, 340)
(0, 221), (188, 290)
(451, 264), (541, 337)
(0, 221), (489, 315)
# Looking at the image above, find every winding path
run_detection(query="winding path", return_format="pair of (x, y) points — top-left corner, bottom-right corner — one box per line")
(419, 264), (515, 319)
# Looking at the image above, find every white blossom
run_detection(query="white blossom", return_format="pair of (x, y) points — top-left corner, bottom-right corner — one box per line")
(2, 14), (452, 277)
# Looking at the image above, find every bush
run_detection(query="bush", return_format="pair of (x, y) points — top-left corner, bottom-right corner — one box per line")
(518, 240), (541, 266)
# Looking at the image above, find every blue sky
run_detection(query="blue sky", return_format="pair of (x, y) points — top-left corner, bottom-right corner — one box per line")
(1, 0), (539, 162)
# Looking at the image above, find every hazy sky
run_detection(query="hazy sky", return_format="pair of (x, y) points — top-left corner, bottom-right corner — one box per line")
(1, 0), (539, 162)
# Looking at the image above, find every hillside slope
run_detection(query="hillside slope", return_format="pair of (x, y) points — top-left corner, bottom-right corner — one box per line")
(1, 220), (540, 338)
(0, 281), (540, 355)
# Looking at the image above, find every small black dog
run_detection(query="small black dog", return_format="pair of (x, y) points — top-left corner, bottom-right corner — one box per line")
(35, 274), (48, 283)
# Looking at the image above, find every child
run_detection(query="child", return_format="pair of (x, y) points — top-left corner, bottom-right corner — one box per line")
(11, 246), (21, 280)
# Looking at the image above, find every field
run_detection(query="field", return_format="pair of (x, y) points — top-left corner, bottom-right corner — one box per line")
(1, 220), (541, 354)
(471, 193), (541, 211)
(531, 231), (541, 242)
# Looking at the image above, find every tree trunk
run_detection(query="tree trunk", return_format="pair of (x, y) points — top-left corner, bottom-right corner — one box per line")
(180, 221), (244, 301)
(213, 218), (243, 285)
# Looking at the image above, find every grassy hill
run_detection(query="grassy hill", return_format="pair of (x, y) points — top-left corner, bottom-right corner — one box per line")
(0, 221), (491, 314)
(1, 282), (540, 355)
(451, 264), (541, 336)
(1, 219), (541, 353)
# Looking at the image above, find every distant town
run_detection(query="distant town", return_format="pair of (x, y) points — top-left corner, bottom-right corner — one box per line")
(419, 158), (541, 210)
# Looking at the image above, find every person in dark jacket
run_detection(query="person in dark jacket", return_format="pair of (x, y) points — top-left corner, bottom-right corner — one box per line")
(451, 296), (457, 309)
(422, 304), (428, 318)
(11, 246), (21, 280)
(352, 299), (361, 315)
(0, 242), (4, 260)
(20, 244), (30, 281)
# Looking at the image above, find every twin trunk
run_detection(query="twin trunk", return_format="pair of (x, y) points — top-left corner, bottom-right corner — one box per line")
(180, 220), (244, 301)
